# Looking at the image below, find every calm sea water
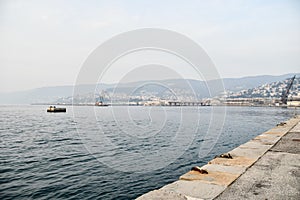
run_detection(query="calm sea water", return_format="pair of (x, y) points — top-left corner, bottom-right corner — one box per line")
(0, 105), (297, 199)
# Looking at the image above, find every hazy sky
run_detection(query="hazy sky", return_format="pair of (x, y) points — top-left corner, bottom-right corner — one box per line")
(0, 0), (300, 92)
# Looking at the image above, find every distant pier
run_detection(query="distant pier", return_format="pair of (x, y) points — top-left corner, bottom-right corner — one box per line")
(166, 101), (210, 106)
(137, 115), (300, 199)
(143, 100), (211, 106)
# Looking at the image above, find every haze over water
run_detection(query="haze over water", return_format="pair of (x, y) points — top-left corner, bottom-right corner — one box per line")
(0, 105), (297, 199)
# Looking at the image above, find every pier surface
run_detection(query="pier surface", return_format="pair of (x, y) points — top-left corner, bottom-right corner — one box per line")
(137, 116), (300, 200)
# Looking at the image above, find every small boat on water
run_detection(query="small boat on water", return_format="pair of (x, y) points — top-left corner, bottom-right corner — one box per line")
(95, 101), (109, 106)
(47, 106), (66, 112)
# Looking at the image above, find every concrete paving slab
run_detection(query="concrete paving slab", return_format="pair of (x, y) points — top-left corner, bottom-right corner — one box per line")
(290, 122), (300, 132)
(137, 189), (187, 200)
(229, 145), (269, 159)
(179, 170), (239, 186)
(263, 131), (287, 137)
(201, 164), (246, 175)
(208, 156), (256, 167)
(252, 134), (281, 145)
(185, 196), (203, 200)
(215, 151), (300, 200)
(265, 126), (290, 134)
(162, 180), (226, 200)
(264, 118), (298, 134)
(271, 131), (300, 154)
(279, 131), (300, 138)
(239, 140), (273, 150)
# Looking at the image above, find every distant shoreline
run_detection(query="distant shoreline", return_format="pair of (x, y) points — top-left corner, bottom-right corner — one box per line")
(29, 103), (300, 108)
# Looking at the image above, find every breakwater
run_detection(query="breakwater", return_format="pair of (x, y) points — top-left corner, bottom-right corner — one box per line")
(137, 115), (300, 199)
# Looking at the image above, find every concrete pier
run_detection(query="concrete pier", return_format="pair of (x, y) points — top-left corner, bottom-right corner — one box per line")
(137, 115), (300, 200)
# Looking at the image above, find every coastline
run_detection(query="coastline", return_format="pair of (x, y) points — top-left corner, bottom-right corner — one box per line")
(137, 115), (300, 199)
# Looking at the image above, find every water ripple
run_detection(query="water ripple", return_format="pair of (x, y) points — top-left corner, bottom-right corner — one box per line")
(0, 105), (296, 199)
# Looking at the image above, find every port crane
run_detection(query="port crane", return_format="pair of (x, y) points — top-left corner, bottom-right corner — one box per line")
(281, 75), (296, 105)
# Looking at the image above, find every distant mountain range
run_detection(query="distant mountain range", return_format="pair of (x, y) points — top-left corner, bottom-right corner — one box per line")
(0, 73), (299, 104)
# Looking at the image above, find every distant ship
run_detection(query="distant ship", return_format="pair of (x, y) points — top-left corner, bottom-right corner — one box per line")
(95, 92), (109, 106)
(95, 101), (109, 106)
(47, 106), (66, 112)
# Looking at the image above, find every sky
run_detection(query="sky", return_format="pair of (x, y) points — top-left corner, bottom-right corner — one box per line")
(0, 0), (300, 92)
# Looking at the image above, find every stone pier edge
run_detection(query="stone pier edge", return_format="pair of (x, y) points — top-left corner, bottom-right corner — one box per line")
(137, 115), (300, 200)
